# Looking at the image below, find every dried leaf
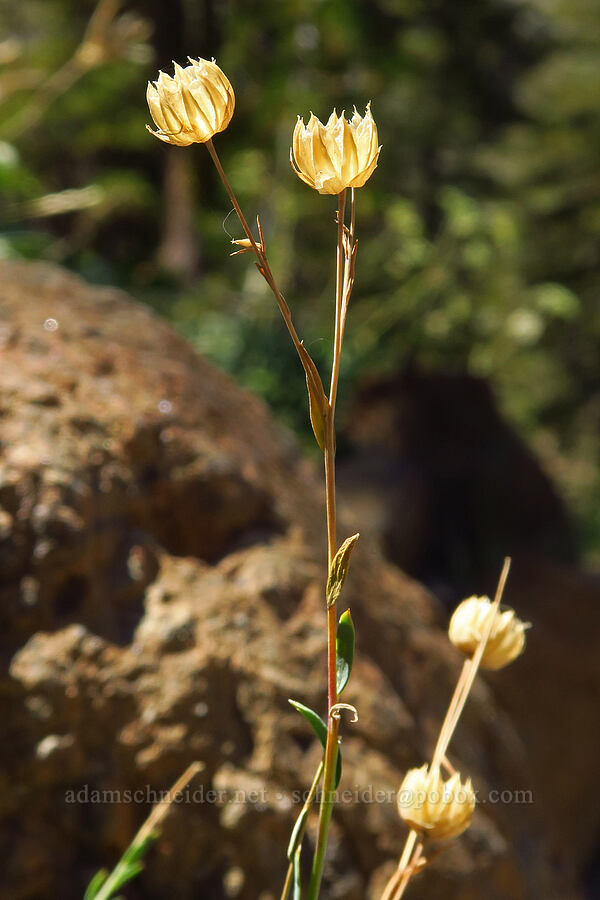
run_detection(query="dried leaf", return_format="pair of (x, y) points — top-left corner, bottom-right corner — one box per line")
(327, 533), (359, 608)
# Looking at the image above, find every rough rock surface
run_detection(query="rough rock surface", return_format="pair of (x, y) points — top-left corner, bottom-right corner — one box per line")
(0, 261), (583, 899)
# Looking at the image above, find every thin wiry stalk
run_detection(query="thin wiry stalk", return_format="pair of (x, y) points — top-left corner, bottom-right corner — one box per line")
(329, 189), (347, 418)
(431, 556), (511, 771)
(205, 139), (327, 421)
(379, 558), (512, 900)
(92, 762), (202, 900)
(380, 830), (418, 900)
(391, 842), (424, 900)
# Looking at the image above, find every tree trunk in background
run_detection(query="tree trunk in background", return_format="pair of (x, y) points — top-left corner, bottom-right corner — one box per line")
(142, 0), (220, 279)
(157, 151), (199, 279)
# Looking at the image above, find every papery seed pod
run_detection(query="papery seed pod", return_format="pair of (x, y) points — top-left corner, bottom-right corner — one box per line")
(147, 58), (234, 146)
(449, 595), (528, 670)
(398, 764), (475, 841)
(290, 105), (380, 194)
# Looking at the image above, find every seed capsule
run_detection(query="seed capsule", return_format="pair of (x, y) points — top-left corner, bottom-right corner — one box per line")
(449, 595), (528, 670)
(398, 764), (475, 841)
(147, 58), (235, 146)
(291, 105), (380, 194)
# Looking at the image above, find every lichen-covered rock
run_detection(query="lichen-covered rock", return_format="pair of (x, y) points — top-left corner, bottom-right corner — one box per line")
(0, 261), (581, 898)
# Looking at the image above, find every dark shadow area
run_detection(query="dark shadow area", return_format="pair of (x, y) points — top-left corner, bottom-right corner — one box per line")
(340, 368), (577, 601)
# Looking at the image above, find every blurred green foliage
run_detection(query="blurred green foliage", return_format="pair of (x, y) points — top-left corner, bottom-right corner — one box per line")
(1, 0), (599, 558)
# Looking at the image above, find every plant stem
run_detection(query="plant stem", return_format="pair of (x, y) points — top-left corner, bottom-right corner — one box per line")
(325, 441), (338, 708)
(379, 557), (512, 900)
(279, 861), (294, 900)
(329, 189), (347, 418)
(325, 188), (346, 711)
(429, 661), (471, 773)
(280, 761), (324, 900)
(205, 143), (353, 899)
(307, 714), (339, 900)
(306, 189), (347, 900)
(205, 139), (262, 257)
(380, 831), (417, 900)
(93, 762), (202, 900)
(392, 842), (423, 900)
(431, 556), (511, 772)
(205, 140), (327, 417)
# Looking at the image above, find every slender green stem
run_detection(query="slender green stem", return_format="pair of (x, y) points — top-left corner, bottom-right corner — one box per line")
(307, 190), (348, 900)
(320, 443), (337, 726)
(307, 716), (339, 900)
(279, 761), (324, 900)
(92, 762), (202, 900)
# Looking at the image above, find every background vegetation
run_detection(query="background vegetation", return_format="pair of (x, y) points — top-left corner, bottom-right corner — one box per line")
(1, 0), (599, 559)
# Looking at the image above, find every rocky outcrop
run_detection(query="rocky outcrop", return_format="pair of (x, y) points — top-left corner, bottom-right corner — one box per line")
(0, 261), (584, 898)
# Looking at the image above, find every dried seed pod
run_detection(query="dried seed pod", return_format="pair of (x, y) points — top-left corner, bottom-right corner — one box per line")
(291, 105), (380, 194)
(147, 58), (234, 146)
(398, 764), (475, 841)
(449, 595), (528, 670)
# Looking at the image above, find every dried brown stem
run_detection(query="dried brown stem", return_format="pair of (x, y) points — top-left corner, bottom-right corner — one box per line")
(206, 139), (328, 426)
(380, 558), (512, 900)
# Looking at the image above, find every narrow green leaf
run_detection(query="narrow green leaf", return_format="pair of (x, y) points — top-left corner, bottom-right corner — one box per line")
(336, 609), (355, 696)
(292, 846), (302, 900)
(306, 373), (326, 450)
(122, 833), (158, 866)
(288, 699), (342, 788)
(108, 861), (144, 893)
(297, 339), (328, 451)
(84, 869), (108, 900)
(287, 761), (323, 861)
(287, 804), (309, 861)
(87, 833), (158, 900)
(289, 699), (327, 745)
(326, 533), (359, 608)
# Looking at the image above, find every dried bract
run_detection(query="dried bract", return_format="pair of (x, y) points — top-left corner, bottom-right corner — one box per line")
(449, 595), (528, 670)
(147, 58), (234, 146)
(291, 105), (380, 194)
(398, 764), (475, 841)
